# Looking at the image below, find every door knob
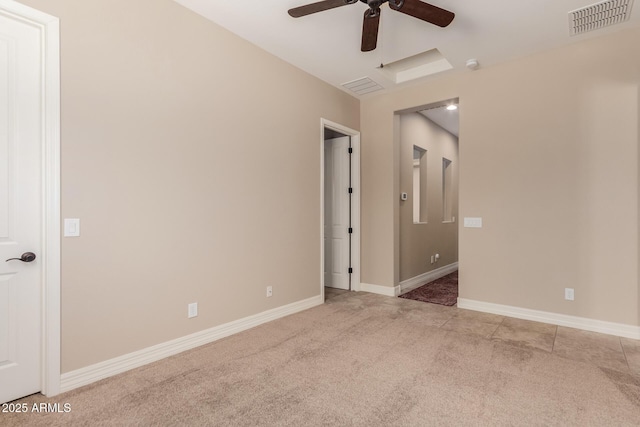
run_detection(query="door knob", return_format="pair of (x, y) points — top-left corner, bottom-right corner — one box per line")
(5, 252), (36, 263)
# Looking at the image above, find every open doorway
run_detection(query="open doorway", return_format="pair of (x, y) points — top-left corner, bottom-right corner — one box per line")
(396, 100), (459, 306)
(321, 119), (360, 302)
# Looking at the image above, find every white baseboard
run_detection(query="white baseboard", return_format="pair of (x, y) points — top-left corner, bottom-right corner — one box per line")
(60, 295), (323, 393)
(359, 263), (459, 297)
(399, 262), (459, 295)
(360, 282), (399, 297)
(457, 298), (640, 340)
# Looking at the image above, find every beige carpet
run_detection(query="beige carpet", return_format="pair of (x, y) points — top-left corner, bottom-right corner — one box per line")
(5, 291), (640, 426)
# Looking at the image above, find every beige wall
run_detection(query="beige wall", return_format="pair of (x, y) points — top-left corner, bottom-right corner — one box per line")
(399, 113), (458, 282)
(362, 27), (639, 325)
(21, 0), (359, 372)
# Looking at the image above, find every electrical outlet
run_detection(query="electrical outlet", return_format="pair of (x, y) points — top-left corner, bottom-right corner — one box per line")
(430, 255), (435, 264)
(266, 286), (273, 297)
(564, 288), (574, 301)
(188, 302), (198, 318)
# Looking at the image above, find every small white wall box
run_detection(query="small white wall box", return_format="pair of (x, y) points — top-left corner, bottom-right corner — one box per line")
(401, 192), (408, 201)
(463, 217), (483, 228)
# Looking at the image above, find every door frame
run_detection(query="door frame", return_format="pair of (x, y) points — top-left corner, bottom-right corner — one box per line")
(0, 0), (61, 397)
(320, 119), (360, 299)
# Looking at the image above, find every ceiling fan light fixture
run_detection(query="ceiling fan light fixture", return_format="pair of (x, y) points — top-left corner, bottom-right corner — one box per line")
(388, 0), (405, 8)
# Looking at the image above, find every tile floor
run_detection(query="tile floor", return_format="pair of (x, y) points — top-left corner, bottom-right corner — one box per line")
(325, 287), (640, 376)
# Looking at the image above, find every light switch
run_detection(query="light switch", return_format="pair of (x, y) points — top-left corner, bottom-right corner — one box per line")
(463, 217), (482, 228)
(188, 302), (198, 318)
(64, 218), (80, 237)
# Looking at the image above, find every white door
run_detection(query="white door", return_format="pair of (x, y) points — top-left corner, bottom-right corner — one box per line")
(0, 9), (44, 403)
(324, 137), (350, 290)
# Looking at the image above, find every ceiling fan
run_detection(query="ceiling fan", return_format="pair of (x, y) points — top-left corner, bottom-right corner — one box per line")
(288, 0), (455, 52)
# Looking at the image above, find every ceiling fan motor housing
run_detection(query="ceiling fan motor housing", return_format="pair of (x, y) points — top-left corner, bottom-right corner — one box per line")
(359, 0), (405, 7)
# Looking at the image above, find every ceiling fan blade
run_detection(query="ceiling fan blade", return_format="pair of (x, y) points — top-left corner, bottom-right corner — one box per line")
(361, 8), (381, 52)
(288, 0), (351, 18)
(389, 0), (454, 27)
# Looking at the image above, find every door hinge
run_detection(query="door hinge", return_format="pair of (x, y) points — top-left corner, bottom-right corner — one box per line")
(348, 227), (353, 234)
(348, 187), (353, 194)
(348, 267), (353, 274)
(348, 147), (353, 154)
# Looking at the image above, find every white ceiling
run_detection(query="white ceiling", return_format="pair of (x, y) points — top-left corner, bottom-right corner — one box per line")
(420, 105), (459, 137)
(174, 0), (639, 98)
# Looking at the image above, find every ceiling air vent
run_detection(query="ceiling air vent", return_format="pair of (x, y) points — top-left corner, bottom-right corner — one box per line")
(569, 0), (634, 35)
(342, 77), (384, 96)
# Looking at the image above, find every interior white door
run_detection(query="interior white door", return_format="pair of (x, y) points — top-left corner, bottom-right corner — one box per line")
(324, 137), (350, 290)
(0, 9), (44, 403)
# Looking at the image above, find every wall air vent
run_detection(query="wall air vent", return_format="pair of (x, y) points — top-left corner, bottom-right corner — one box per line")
(341, 77), (384, 96)
(569, 0), (634, 35)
